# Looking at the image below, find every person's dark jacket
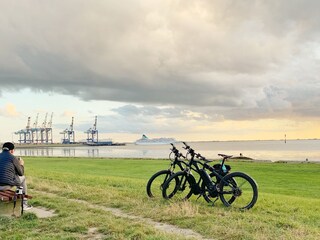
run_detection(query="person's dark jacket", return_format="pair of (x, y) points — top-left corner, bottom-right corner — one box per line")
(0, 149), (24, 186)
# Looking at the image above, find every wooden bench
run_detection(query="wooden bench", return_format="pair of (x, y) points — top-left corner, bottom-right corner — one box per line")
(0, 189), (32, 217)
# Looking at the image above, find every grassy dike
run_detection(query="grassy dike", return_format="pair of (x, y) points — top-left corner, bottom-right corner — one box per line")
(0, 157), (319, 240)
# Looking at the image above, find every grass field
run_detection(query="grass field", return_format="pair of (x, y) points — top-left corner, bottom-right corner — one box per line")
(0, 157), (319, 240)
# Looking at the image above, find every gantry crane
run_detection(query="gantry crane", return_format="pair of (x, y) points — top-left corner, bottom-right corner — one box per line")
(14, 113), (53, 144)
(39, 113), (48, 143)
(15, 117), (32, 144)
(25, 116), (32, 143)
(45, 112), (53, 143)
(31, 113), (39, 143)
(60, 117), (75, 144)
(85, 116), (98, 143)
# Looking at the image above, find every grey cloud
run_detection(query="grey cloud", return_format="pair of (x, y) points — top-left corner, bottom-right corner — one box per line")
(111, 104), (224, 124)
(93, 108), (196, 135)
(0, 0), (320, 121)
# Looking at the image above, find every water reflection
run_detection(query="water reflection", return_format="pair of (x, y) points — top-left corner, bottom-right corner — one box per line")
(141, 149), (149, 156)
(63, 148), (76, 157)
(14, 140), (320, 162)
(87, 149), (99, 157)
(18, 148), (54, 157)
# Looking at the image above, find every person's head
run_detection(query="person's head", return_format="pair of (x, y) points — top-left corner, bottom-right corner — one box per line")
(2, 142), (15, 153)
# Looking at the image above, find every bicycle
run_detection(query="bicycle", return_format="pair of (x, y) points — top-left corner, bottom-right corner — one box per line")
(162, 142), (258, 210)
(160, 142), (227, 201)
(146, 143), (190, 198)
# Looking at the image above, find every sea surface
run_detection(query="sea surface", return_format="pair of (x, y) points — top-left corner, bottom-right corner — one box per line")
(15, 139), (320, 162)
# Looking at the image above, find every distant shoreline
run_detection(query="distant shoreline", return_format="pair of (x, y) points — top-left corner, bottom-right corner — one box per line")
(10, 140), (320, 163)
(5, 138), (320, 148)
(19, 155), (320, 164)
(8, 138), (320, 146)
(14, 143), (85, 148)
(13, 142), (127, 148)
(184, 138), (320, 143)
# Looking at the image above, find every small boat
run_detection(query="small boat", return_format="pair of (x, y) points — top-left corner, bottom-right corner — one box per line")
(85, 139), (126, 146)
(85, 140), (113, 146)
(135, 134), (176, 145)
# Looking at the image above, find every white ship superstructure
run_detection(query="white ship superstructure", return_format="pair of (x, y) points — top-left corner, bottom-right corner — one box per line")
(135, 134), (176, 145)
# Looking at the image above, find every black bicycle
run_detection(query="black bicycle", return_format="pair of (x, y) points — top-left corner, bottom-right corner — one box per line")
(162, 142), (258, 210)
(146, 143), (190, 198)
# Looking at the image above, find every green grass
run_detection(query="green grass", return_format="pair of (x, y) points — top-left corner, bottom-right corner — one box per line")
(1, 157), (319, 240)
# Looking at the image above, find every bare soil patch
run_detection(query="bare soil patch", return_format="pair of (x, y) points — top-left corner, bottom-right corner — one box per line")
(28, 207), (57, 218)
(33, 190), (213, 239)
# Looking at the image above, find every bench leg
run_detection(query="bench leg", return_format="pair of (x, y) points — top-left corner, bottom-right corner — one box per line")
(0, 199), (22, 217)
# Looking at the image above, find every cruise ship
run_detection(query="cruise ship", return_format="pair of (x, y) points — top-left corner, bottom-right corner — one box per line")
(135, 134), (176, 145)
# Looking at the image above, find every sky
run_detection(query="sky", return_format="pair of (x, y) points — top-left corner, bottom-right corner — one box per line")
(0, 0), (320, 143)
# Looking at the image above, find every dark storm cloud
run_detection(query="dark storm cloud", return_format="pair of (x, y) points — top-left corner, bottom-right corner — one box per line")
(1, 0), (320, 121)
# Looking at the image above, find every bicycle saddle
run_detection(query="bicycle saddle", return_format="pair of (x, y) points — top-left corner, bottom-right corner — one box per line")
(218, 153), (233, 159)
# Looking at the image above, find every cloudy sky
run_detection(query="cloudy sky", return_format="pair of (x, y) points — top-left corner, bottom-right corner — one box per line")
(1, 0), (320, 143)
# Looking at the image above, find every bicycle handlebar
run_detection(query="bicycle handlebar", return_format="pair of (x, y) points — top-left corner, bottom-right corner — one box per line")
(195, 153), (206, 161)
(182, 141), (190, 150)
(182, 143), (213, 164)
(170, 143), (186, 159)
(182, 142), (195, 156)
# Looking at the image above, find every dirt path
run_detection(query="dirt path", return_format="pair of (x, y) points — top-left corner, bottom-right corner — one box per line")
(28, 206), (57, 218)
(33, 190), (213, 240)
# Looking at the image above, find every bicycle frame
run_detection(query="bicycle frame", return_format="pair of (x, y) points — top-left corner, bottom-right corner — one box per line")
(181, 142), (231, 198)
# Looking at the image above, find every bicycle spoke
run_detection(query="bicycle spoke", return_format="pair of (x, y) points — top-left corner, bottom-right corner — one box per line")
(147, 170), (173, 198)
(163, 172), (193, 200)
(219, 172), (258, 209)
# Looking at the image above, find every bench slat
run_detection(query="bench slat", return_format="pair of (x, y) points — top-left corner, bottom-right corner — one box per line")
(1, 196), (11, 201)
(0, 189), (32, 202)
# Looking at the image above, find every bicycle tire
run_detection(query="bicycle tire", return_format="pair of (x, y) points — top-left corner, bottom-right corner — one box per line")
(162, 171), (193, 200)
(146, 170), (175, 198)
(169, 152), (174, 161)
(219, 172), (258, 210)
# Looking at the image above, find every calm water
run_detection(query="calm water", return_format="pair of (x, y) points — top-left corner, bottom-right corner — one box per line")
(15, 139), (320, 162)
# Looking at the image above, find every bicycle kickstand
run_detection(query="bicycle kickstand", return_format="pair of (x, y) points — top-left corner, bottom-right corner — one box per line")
(196, 194), (203, 201)
(211, 197), (219, 206)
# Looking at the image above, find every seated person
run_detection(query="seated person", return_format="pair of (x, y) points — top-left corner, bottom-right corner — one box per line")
(0, 142), (32, 210)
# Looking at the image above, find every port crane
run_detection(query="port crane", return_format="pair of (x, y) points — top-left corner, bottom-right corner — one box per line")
(85, 116), (98, 143)
(15, 117), (32, 144)
(60, 117), (75, 144)
(45, 112), (53, 143)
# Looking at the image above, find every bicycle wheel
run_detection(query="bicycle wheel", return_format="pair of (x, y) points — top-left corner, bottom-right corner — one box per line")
(146, 170), (174, 198)
(202, 173), (236, 204)
(162, 171), (193, 200)
(219, 172), (258, 210)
